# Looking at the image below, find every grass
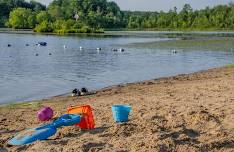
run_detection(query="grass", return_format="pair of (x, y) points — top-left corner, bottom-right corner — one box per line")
(5, 101), (42, 109)
(226, 64), (234, 68)
(124, 36), (234, 52)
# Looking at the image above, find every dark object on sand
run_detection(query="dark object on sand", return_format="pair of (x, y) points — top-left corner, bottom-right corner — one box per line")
(112, 48), (118, 52)
(49, 53), (52, 55)
(72, 88), (81, 97)
(25, 44), (29, 46)
(35, 53), (39, 56)
(72, 89), (78, 94)
(37, 42), (47, 46)
(7, 44), (11, 47)
(81, 87), (88, 95)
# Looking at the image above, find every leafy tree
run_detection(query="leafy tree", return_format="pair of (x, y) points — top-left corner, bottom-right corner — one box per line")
(47, 0), (123, 28)
(4, 0), (234, 32)
(36, 11), (52, 23)
(7, 8), (35, 29)
(29, 0), (46, 12)
(28, 13), (37, 28)
(0, 0), (45, 27)
(34, 21), (53, 32)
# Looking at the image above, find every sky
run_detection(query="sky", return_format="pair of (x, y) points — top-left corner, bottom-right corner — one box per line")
(37, 0), (232, 11)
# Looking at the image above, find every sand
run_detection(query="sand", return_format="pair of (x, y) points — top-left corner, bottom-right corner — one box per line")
(0, 67), (234, 152)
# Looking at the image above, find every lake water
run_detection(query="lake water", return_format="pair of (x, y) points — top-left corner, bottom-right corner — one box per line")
(0, 31), (234, 104)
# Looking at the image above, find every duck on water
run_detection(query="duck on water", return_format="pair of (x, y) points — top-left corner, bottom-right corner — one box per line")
(37, 42), (47, 46)
(112, 48), (125, 52)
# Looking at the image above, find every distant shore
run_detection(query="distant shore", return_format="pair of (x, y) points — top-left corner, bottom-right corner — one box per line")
(2, 28), (234, 35)
(0, 28), (103, 35)
(0, 28), (34, 34)
(0, 65), (234, 151)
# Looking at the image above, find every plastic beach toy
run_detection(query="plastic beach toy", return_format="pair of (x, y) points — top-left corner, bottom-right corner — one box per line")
(112, 105), (132, 123)
(52, 114), (81, 127)
(67, 105), (95, 129)
(8, 114), (81, 145)
(8, 126), (56, 145)
(37, 107), (53, 121)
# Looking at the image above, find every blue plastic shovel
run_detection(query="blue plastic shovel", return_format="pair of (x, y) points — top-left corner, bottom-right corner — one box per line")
(8, 114), (81, 145)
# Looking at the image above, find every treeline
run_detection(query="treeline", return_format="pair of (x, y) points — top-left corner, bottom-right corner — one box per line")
(124, 3), (234, 30)
(1, 0), (234, 33)
(1, 0), (124, 33)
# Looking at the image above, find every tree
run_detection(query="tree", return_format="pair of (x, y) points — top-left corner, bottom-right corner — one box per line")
(4, 0), (234, 32)
(29, 0), (46, 12)
(36, 11), (52, 23)
(7, 8), (35, 29)
(34, 21), (53, 32)
(28, 13), (37, 28)
(179, 4), (193, 28)
(0, 0), (45, 27)
(47, 0), (123, 28)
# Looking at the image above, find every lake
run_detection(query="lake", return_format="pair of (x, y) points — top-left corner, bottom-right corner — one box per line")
(0, 31), (234, 104)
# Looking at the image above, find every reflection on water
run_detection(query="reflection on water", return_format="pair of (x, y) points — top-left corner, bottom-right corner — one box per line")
(0, 31), (234, 104)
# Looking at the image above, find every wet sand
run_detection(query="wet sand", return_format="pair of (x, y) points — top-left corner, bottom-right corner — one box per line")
(0, 67), (234, 152)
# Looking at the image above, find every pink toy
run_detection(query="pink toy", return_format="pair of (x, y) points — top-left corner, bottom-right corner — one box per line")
(37, 107), (53, 121)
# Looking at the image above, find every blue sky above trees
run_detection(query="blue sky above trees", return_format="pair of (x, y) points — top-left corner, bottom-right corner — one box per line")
(37, 0), (231, 11)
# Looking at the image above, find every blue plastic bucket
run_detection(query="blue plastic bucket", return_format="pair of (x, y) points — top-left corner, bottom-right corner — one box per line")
(112, 105), (132, 122)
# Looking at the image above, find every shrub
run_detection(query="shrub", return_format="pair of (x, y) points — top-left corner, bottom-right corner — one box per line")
(34, 21), (53, 32)
(79, 26), (92, 33)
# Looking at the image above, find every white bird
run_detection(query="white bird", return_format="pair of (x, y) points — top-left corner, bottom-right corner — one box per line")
(96, 47), (101, 51)
(63, 45), (67, 49)
(80, 46), (83, 50)
(172, 50), (177, 54)
(118, 48), (124, 52)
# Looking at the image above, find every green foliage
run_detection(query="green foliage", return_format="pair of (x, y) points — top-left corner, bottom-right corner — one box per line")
(0, 0), (45, 27)
(6, 101), (41, 109)
(79, 25), (91, 33)
(7, 8), (36, 29)
(28, 13), (37, 28)
(33, 0), (122, 33)
(36, 11), (52, 23)
(29, 0), (46, 12)
(123, 3), (234, 30)
(47, 0), (124, 28)
(34, 21), (53, 32)
(94, 28), (104, 33)
(226, 64), (234, 68)
(3, 0), (234, 32)
(73, 21), (85, 29)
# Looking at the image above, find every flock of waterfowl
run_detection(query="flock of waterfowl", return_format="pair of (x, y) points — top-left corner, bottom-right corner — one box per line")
(6, 41), (126, 56)
(6, 42), (180, 56)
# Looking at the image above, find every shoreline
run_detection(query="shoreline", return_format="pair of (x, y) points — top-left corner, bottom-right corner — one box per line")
(0, 66), (225, 106)
(1, 66), (234, 151)
(1, 29), (234, 36)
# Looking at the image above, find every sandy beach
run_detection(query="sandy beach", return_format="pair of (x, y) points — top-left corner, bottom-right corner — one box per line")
(0, 66), (234, 152)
